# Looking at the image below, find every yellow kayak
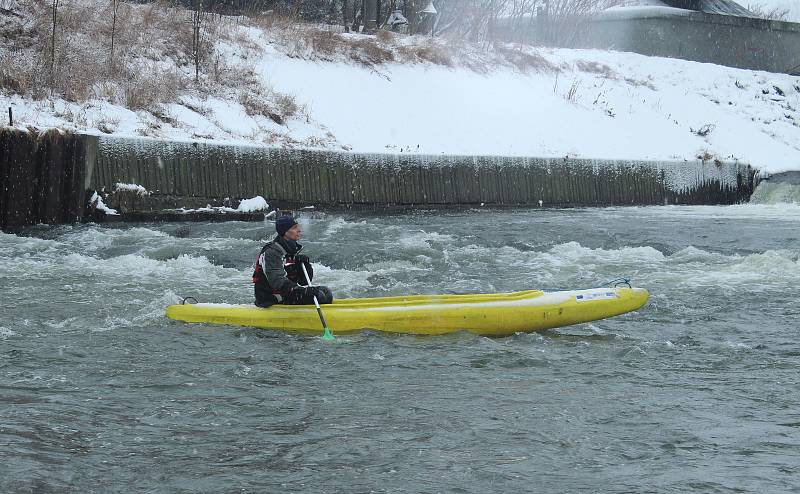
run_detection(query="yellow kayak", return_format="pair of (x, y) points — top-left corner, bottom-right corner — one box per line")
(165, 287), (649, 337)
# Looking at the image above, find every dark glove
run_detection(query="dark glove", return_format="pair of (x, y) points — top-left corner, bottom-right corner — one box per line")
(289, 285), (318, 304)
(295, 254), (310, 264)
(291, 285), (312, 297)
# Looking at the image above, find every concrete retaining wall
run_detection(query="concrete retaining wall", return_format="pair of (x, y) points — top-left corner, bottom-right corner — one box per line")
(0, 131), (758, 230)
(577, 9), (800, 74)
(496, 9), (800, 74)
(88, 135), (756, 209)
(0, 129), (86, 231)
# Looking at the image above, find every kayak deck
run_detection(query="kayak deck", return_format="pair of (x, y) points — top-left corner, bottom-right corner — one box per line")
(165, 287), (649, 337)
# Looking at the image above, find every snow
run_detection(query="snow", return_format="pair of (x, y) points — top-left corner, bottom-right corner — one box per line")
(260, 49), (800, 172)
(236, 196), (269, 212)
(114, 183), (150, 196)
(599, 5), (695, 19)
(3, 21), (800, 175)
(88, 191), (119, 216)
(165, 196), (269, 214)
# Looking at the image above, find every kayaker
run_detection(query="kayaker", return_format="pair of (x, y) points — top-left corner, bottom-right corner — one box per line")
(252, 215), (334, 308)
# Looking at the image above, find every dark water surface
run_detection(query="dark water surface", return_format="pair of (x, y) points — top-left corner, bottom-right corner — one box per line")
(1, 205), (799, 493)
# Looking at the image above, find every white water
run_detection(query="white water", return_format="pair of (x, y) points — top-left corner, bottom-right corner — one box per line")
(1, 206), (799, 493)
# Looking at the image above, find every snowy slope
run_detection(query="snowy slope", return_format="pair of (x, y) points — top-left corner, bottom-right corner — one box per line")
(260, 48), (800, 172)
(2, 18), (800, 174)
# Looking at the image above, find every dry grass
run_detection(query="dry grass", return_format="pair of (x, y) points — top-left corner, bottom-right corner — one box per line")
(270, 20), (563, 77)
(274, 93), (299, 120)
(239, 92), (279, 123)
(496, 46), (559, 73)
(239, 86), (300, 125)
(412, 42), (454, 66)
(696, 149), (717, 163)
(623, 76), (657, 90)
(349, 37), (395, 65)
(309, 29), (342, 58)
(275, 23), (395, 67)
(0, 0), (607, 142)
(0, 0), (310, 131)
(575, 60), (615, 77)
(375, 29), (395, 43)
(96, 115), (120, 134)
(122, 66), (182, 111)
(0, 0), (196, 107)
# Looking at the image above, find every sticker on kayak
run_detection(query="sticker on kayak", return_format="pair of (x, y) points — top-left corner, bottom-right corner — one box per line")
(575, 291), (619, 302)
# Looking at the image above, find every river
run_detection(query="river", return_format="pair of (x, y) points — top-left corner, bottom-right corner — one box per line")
(1, 205), (799, 493)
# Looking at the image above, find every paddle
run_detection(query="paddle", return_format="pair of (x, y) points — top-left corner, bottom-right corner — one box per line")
(300, 262), (334, 341)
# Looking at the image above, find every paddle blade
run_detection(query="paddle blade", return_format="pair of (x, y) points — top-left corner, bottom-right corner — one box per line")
(322, 327), (335, 341)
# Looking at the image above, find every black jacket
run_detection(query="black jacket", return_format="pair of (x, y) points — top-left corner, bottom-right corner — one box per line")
(252, 236), (313, 307)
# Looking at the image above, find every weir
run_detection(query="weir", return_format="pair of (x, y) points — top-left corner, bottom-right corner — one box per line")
(86, 135), (756, 211)
(749, 171), (800, 204)
(1, 130), (758, 229)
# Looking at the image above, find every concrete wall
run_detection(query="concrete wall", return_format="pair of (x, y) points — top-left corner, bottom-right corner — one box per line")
(87, 135), (756, 210)
(496, 9), (800, 74)
(578, 9), (800, 74)
(0, 130), (758, 231)
(0, 129), (86, 231)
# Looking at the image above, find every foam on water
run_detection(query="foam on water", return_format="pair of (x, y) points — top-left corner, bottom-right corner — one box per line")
(0, 231), (61, 255)
(750, 177), (800, 205)
(320, 216), (368, 238)
(0, 327), (17, 338)
(57, 226), (170, 252)
(397, 230), (458, 251)
(623, 203), (800, 221)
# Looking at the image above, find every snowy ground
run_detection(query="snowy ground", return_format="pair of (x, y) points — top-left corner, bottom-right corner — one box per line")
(3, 15), (800, 174)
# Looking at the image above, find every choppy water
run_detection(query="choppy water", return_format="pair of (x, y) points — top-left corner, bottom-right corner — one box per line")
(1, 205), (799, 493)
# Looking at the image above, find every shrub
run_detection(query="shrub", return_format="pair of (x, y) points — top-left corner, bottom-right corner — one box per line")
(349, 37), (395, 65)
(239, 91), (284, 124)
(575, 59), (615, 77)
(496, 46), (559, 73)
(413, 40), (453, 66)
(375, 29), (395, 43)
(274, 92), (299, 120)
(122, 65), (182, 111)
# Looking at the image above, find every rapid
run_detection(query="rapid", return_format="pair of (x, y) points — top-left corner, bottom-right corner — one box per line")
(1, 205), (799, 493)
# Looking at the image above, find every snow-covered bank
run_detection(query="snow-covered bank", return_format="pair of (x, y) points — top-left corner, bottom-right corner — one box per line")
(259, 48), (800, 173)
(2, 8), (799, 174)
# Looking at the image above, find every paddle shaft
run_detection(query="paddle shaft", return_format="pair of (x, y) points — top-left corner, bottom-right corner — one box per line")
(300, 262), (333, 339)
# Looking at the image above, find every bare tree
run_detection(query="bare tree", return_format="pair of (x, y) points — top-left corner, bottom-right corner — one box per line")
(747, 2), (789, 20)
(431, 0), (512, 43)
(417, 0), (618, 46)
(504, 0), (539, 44)
(50, 0), (59, 80)
(342, 0), (350, 31)
(192, 0), (208, 81)
(110, 0), (120, 75)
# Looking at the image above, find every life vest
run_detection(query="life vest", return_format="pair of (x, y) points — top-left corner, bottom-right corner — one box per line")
(252, 239), (313, 307)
